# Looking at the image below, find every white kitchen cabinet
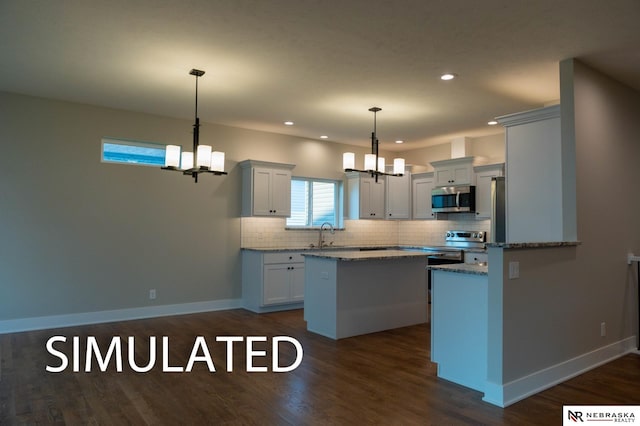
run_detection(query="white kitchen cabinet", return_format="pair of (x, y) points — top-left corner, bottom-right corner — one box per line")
(412, 172), (436, 219)
(464, 251), (488, 264)
(240, 160), (295, 217)
(498, 104), (574, 242)
(242, 250), (305, 313)
(385, 172), (410, 219)
(346, 172), (385, 219)
(431, 157), (475, 187)
(473, 163), (504, 219)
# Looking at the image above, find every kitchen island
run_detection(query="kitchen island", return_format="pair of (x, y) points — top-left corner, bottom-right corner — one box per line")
(303, 249), (430, 339)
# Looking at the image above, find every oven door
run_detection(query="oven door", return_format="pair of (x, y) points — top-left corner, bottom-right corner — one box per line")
(427, 253), (463, 266)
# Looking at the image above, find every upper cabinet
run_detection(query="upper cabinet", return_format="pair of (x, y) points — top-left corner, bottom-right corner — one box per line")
(240, 160), (295, 217)
(385, 172), (411, 220)
(473, 163), (504, 219)
(346, 172), (385, 219)
(412, 172), (436, 220)
(498, 104), (574, 242)
(431, 157), (475, 187)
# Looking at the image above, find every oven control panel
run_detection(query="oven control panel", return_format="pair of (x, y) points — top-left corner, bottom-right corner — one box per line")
(445, 230), (485, 243)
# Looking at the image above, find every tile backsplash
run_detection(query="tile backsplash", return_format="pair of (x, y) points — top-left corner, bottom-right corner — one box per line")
(241, 215), (491, 249)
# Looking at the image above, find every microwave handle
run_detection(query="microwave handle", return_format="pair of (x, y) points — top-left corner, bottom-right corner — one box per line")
(456, 191), (460, 208)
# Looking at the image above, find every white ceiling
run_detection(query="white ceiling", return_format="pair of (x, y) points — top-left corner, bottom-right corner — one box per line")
(1, 0), (639, 151)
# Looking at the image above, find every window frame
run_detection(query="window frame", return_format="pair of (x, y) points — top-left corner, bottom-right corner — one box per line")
(286, 176), (343, 229)
(101, 137), (167, 167)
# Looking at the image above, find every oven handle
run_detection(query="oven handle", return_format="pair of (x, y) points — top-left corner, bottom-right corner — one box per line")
(456, 191), (460, 209)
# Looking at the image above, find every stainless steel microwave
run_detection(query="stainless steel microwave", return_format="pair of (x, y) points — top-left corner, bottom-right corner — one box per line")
(431, 185), (476, 213)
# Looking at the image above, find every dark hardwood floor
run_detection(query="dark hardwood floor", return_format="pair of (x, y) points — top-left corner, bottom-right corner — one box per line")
(1, 308), (639, 425)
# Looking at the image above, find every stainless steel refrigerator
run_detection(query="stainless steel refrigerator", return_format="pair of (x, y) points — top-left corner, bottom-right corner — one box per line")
(490, 176), (506, 243)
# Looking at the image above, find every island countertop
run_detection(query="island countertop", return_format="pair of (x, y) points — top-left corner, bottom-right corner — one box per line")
(429, 263), (488, 275)
(302, 249), (434, 261)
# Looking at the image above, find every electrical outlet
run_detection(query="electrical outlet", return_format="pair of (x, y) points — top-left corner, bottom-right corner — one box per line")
(508, 261), (520, 279)
(149, 289), (157, 300)
(600, 322), (606, 337)
(320, 271), (329, 280)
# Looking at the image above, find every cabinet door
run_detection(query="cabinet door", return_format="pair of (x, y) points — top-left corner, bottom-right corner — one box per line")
(252, 168), (273, 216)
(412, 176), (436, 219)
(263, 264), (291, 305)
(474, 167), (503, 219)
(434, 168), (454, 186)
(386, 174), (410, 219)
(369, 178), (386, 218)
(271, 169), (292, 217)
(290, 264), (305, 302)
(359, 178), (384, 219)
(359, 178), (371, 218)
(452, 165), (472, 185)
(434, 164), (473, 186)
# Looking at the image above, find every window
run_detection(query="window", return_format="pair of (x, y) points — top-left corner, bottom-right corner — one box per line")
(286, 178), (341, 228)
(101, 137), (166, 166)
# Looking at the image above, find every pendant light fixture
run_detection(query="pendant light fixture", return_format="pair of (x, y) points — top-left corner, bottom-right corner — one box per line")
(162, 69), (227, 182)
(343, 107), (405, 182)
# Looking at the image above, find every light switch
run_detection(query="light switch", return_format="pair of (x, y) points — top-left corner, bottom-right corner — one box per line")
(508, 261), (520, 279)
(320, 271), (329, 279)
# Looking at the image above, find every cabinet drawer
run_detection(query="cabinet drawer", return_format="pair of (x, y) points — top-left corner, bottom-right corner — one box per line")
(464, 252), (488, 264)
(263, 252), (305, 264)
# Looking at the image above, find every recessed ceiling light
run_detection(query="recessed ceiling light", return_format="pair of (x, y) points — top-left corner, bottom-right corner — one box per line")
(320, 135), (328, 139)
(440, 73), (457, 81)
(487, 120), (498, 126)
(395, 140), (404, 144)
(284, 121), (294, 126)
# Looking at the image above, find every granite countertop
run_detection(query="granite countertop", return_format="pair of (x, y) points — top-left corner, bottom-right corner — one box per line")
(486, 241), (580, 249)
(242, 244), (488, 253)
(241, 244), (393, 252)
(460, 247), (487, 253)
(429, 263), (488, 276)
(302, 249), (434, 261)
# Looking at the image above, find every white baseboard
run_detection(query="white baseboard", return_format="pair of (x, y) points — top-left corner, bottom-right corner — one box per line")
(0, 298), (243, 334)
(483, 336), (637, 407)
(242, 302), (304, 314)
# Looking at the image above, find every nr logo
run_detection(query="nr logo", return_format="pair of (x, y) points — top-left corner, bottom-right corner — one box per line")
(568, 410), (584, 422)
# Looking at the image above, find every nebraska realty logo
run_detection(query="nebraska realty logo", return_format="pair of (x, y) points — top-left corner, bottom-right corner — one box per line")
(564, 406), (639, 424)
(45, 335), (303, 373)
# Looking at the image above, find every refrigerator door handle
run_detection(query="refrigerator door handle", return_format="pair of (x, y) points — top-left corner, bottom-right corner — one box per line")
(490, 178), (497, 242)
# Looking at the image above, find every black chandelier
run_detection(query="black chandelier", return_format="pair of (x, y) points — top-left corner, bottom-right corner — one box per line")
(343, 107), (405, 182)
(162, 69), (227, 182)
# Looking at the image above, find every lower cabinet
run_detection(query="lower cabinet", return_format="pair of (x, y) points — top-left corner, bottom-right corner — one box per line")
(242, 250), (305, 313)
(464, 251), (488, 264)
(263, 261), (304, 305)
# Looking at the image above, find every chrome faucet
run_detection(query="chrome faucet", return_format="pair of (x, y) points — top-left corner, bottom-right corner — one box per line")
(318, 222), (335, 249)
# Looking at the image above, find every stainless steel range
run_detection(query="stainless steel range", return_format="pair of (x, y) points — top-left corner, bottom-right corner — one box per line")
(423, 230), (486, 264)
(424, 230), (486, 300)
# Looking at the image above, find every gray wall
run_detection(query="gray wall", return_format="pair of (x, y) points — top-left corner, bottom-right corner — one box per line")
(489, 60), (640, 386)
(0, 91), (380, 321)
(401, 133), (505, 172)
